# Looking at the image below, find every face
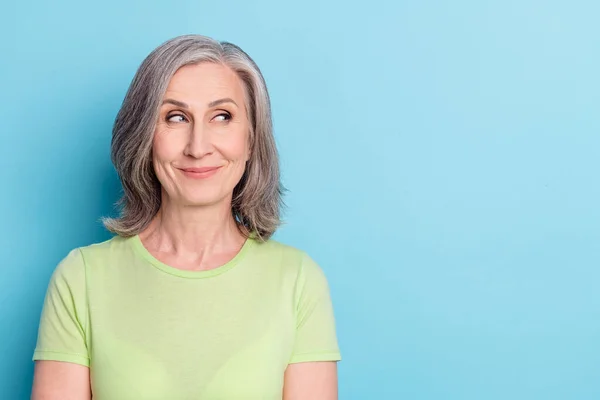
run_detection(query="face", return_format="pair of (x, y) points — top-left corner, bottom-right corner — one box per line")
(152, 62), (250, 208)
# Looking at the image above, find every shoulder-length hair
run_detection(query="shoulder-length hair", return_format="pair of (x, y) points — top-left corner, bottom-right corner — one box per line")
(102, 34), (284, 241)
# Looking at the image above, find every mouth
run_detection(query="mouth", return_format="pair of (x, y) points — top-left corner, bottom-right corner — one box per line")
(178, 166), (222, 179)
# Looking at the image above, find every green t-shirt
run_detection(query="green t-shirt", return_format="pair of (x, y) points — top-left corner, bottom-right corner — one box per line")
(33, 235), (341, 399)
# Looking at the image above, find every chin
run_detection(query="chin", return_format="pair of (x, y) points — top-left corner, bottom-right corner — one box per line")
(179, 192), (227, 207)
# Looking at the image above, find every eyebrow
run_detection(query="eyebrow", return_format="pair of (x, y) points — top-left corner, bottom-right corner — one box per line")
(162, 99), (189, 108)
(161, 98), (238, 109)
(208, 97), (238, 108)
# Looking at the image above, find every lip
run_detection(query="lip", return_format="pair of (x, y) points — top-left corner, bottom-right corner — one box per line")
(178, 166), (222, 179)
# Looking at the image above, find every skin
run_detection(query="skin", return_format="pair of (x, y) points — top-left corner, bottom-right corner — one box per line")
(32, 62), (337, 399)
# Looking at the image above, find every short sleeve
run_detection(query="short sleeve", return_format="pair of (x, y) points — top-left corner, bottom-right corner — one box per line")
(289, 252), (341, 364)
(33, 248), (90, 367)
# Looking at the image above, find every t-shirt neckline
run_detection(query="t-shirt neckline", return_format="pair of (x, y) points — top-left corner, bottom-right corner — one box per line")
(129, 234), (255, 279)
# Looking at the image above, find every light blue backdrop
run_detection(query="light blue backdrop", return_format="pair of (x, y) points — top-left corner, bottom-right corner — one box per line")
(1, 1), (599, 398)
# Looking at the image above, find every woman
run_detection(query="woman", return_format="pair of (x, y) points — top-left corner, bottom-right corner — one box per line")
(31, 34), (341, 400)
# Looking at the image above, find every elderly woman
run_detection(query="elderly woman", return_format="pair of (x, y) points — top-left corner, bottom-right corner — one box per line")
(31, 34), (341, 400)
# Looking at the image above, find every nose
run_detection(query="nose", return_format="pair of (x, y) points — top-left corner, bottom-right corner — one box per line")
(183, 121), (213, 158)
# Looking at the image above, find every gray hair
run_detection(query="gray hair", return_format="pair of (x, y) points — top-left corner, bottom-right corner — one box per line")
(102, 34), (284, 241)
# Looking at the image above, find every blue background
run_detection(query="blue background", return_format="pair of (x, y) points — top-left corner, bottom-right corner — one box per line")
(1, 1), (599, 398)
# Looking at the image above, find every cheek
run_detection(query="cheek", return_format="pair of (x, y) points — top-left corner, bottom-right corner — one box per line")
(221, 131), (250, 163)
(152, 131), (181, 163)
(231, 141), (250, 162)
(151, 132), (186, 189)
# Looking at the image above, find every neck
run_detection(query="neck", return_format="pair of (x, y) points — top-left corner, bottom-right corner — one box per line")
(140, 193), (245, 256)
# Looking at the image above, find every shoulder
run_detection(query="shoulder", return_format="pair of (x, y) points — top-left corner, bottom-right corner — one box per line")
(253, 238), (310, 268)
(54, 235), (128, 278)
(254, 238), (304, 259)
(77, 235), (129, 260)
(253, 238), (328, 285)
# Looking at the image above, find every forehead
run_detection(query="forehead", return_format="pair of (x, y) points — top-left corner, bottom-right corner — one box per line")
(164, 62), (246, 101)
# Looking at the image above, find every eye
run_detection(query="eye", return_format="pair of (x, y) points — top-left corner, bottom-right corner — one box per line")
(166, 113), (188, 123)
(212, 112), (232, 122)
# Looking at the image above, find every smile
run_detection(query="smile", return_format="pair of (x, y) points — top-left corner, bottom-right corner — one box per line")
(178, 166), (222, 179)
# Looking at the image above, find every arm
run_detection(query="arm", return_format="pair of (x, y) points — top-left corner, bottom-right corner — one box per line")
(31, 361), (91, 400)
(31, 249), (91, 399)
(284, 252), (341, 399)
(283, 361), (338, 400)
